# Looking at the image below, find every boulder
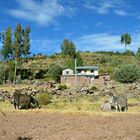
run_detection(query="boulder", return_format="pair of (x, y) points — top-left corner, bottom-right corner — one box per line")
(100, 102), (112, 111)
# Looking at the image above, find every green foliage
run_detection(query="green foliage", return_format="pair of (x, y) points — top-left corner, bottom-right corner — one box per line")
(61, 39), (76, 57)
(0, 64), (4, 84)
(0, 23), (31, 84)
(47, 64), (62, 82)
(121, 33), (132, 51)
(75, 52), (83, 66)
(22, 26), (31, 58)
(64, 57), (75, 69)
(58, 84), (67, 90)
(136, 47), (140, 57)
(1, 27), (13, 60)
(91, 86), (98, 91)
(37, 93), (52, 105)
(97, 55), (111, 64)
(7, 61), (15, 82)
(63, 52), (83, 69)
(113, 64), (140, 83)
(13, 23), (22, 59)
(122, 50), (135, 56)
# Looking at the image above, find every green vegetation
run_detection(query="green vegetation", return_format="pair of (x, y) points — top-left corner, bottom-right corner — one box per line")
(136, 47), (140, 57)
(113, 64), (140, 83)
(37, 93), (52, 105)
(61, 39), (76, 58)
(121, 33), (132, 51)
(58, 84), (67, 90)
(0, 23), (31, 84)
(0, 24), (140, 84)
(47, 64), (62, 82)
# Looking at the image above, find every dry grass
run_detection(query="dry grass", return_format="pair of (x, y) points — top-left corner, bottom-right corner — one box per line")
(0, 84), (31, 92)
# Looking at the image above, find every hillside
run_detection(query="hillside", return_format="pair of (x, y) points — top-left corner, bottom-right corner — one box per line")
(22, 52), (140, 76)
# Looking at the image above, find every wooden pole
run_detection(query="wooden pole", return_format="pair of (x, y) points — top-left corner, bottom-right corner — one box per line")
(75, 58), (77, 87)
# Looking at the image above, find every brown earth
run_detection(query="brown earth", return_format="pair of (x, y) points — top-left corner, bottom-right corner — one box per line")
(0, 110), (140, 140)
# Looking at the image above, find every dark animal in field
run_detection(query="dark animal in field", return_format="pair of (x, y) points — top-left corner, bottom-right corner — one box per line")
(13, 93), (40, 109)
(107, 93), (128, 112)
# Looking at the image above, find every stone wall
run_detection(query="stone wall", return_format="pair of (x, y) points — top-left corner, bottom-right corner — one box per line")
(61, 75), (88, 86)
(61, 74), (110, 86)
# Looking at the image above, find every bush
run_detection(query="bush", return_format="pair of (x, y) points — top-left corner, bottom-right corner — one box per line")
(58, 84), (67, 90)
(113, 64), (140, 83)
(37, 93), (52, 105)
(91, 86), (98, 91)
(47, 64), (62, 82)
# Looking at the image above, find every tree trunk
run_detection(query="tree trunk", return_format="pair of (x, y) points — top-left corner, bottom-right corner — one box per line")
(125, 44), (127, 52)
(13, 59), (17, 84)
(3, 61), (6, 84)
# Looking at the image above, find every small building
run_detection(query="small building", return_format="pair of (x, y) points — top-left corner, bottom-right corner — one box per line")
(62, 68), (74, 75)
(61, 66), (110, 86)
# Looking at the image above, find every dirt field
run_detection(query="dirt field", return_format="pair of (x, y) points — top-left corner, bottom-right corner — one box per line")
(0, 110), (140, 140)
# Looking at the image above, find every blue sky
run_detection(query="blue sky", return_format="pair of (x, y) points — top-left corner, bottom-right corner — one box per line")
(0, 0), (140, 54)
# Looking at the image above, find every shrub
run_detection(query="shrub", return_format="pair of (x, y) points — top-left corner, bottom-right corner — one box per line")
(113, 64), (140, 83)
(58, 84), (67, 90)
(91, 86), (98, 91)
(37, 93), (52, 105)
(47, 64), (62, 82)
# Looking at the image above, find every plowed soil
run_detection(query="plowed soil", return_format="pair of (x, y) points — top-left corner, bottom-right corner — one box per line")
(0, 110), (140, 140)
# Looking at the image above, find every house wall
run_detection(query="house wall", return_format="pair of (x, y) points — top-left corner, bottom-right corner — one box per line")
(62, 69), (73, 75)
(61, 76), (89, 86)
(61, 74), (110, 86)
(94, 70), (98, 76)
(93, 74), (110, 85)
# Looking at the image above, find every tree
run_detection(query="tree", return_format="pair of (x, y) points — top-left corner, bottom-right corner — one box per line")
(121, 33), (132, 51)
(13, 23), (22, 84)
(1, 27), (13, 60)
(0, 27), (13, 83)
(136, 47), (140, 57)
(61, 39), (76, 57)
(22, 26), (31, 59)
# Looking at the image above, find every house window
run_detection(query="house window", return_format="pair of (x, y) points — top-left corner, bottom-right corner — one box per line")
(91, 70), (94, 73)
(66, 71), (69, 74)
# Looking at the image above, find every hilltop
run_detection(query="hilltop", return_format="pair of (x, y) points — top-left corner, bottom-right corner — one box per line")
(21, 52), (140, 78)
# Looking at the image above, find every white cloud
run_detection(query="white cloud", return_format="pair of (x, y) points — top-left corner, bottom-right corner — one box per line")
(30, 32), (140, 54)
(30, 39), (61, 54)
(74, 33), (140, 52)
(84, 0), (128, 16)
(96, 22), (103, 26)
(114, 9), (127, 16)
(8, 0), (74, 26)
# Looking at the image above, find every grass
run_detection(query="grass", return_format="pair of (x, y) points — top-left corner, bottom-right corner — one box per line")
(0, 100), (13, 110)
(0, 84), (32, 92)
(128, 97), (140, 103)
(0, 87), (140, 114)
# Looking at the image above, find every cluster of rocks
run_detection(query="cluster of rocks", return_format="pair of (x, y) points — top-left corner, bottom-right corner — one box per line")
(38, 81), (140, 99)
(0, 90), (10, 101)
(13, 88), (39, 96)
(0, 87), (40, 102)
(101, 82), (140, 98)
